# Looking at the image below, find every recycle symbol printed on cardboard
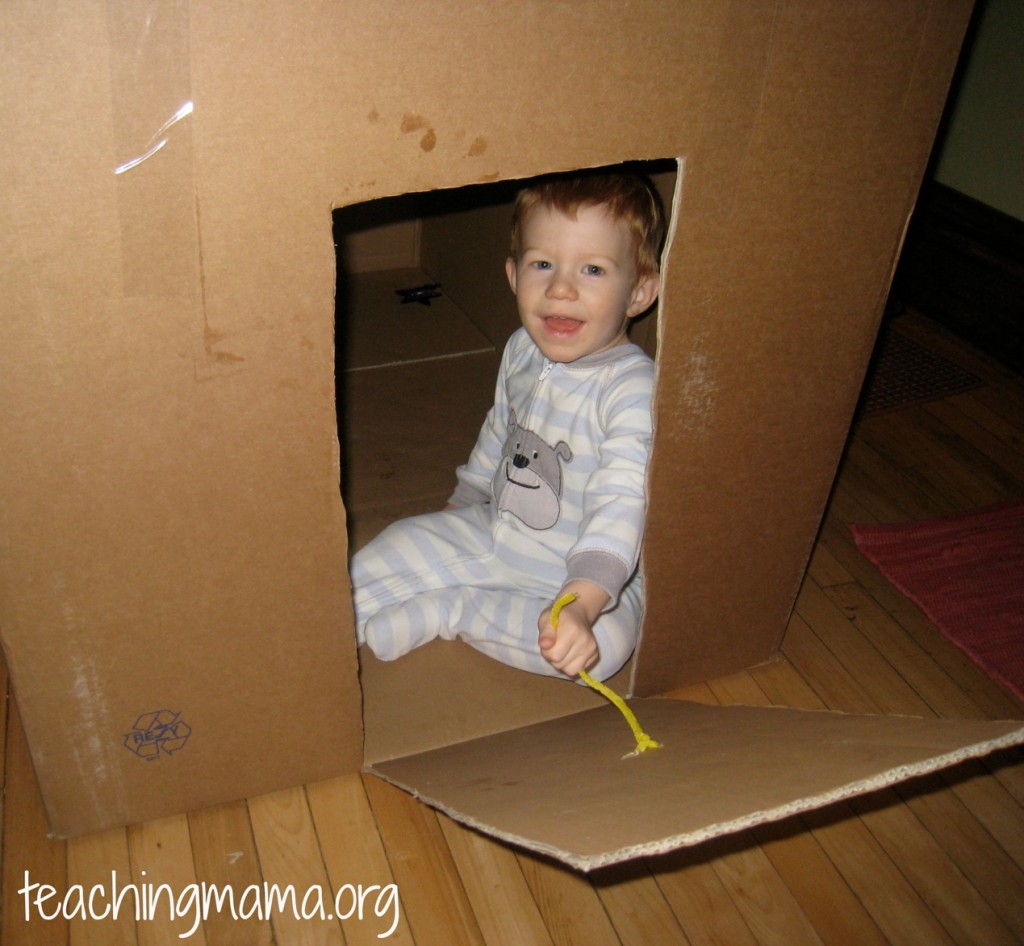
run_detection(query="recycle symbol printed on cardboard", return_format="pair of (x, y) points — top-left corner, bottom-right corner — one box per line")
(123, 709), (191, 760)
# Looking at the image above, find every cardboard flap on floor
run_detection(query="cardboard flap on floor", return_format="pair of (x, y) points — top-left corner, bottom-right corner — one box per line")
(5, 0), (1015, 857)
(370, 700), (1024, 871)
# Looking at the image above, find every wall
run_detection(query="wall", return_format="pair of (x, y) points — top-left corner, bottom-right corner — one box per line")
(932, 0), (1024, 221)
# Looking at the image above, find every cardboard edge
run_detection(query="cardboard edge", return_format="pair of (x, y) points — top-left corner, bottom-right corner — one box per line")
(366, 723), (1024, 872)
(631, 155), (687, 696)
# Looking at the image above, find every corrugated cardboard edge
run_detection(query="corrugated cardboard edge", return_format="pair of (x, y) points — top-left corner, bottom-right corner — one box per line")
(366, 721), (1024, 872)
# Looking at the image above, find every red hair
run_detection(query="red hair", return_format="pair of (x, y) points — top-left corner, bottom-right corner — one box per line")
(509, 171), (665, 279)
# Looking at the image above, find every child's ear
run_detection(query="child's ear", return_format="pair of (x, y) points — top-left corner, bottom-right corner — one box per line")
(626, 274), (660, 318)
(504, 257), (518, 295)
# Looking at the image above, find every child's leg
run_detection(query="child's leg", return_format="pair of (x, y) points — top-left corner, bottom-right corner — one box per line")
(351, 503), (508, 655)
(352, 505), (490, 610)
(352, 505), (642, 678)
(363, 580), (642, 680)
(359, 584), (552, 671)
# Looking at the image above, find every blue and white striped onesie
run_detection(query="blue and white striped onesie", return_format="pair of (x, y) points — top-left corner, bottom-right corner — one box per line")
(350, 327), (653, 680)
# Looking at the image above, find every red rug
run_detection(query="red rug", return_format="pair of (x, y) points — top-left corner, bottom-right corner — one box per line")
(852, 501), (1024, 703)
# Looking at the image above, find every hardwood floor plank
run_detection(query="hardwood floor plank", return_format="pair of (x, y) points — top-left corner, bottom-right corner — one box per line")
(986, 748), (1024, 805)
(945, 765), (1024, 867)
(946, 390), (1024, 459)
(753, 818), (889, 946)
(924, 398), (1024, 486)
(363, 774), (486, 946)
(592, 860), (691, 946)
(246, 787), (344, 945)
(126, 813), (206, 945)
(820, 582), (988, 719)
(517, 852), (624, 946)
(66, 827), (136, 946)
(968, 380), (1024, 431)
(793, 579), (934, 717)
(745, 654), (828, 710)
(849, 790), (1019, 946)
(650, 843), (761, 946)
(661, 681), (718, 705)
(705, 669), (773, 708)
(187, 800), (274, 946)
(305, 774), (414, 946)
(843, 437), (952, 520)
(709, 844), (825, 946)
(438, 816), (554, 946)
(913, 404), (1024, 499)
(859, 408), (1007, 509)
(803, 806), (957, 946)
(778, 612), (878, 714)
(804, 541), (855, 589)
(2, 699), (69, 946)
(841, 435), (958, 519)
(895, 772), (1024, 940)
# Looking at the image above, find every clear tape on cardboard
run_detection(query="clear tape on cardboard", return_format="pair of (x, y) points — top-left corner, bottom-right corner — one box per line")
(107, 0), (199, 299)
(114, 100), (193, 175)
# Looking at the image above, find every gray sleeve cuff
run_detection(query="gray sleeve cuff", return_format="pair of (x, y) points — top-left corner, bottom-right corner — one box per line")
(566, 550), (632, 603)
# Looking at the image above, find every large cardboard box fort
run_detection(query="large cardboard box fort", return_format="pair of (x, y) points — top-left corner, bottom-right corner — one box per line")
(2, 0), (1021, 869)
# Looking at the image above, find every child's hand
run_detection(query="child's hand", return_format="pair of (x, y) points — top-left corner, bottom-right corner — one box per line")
(538, 582), (609, 678)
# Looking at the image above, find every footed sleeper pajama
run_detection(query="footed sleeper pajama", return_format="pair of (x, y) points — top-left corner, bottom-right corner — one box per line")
(350, 327), (654, 680)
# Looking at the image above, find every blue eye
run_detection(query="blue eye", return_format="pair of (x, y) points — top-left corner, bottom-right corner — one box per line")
(584, 264), (605, 276)
(533, 260), (552, 270)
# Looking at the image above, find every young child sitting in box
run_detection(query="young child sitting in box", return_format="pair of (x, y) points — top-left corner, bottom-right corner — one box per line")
(350, 171), (663, 680)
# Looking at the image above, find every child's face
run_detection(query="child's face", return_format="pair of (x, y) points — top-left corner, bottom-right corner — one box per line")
(505, 203), (659, 363)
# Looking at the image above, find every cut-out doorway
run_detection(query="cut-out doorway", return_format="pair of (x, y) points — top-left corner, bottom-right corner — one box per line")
(332, 159), (679, 554)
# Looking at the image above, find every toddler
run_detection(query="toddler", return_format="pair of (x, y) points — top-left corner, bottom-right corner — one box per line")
(350, 171), (663, 680)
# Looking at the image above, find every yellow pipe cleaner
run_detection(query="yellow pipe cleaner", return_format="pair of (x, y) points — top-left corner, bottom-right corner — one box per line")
(551, 592), (662, 757)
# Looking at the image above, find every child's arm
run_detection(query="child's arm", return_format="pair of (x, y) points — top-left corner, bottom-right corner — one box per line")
(563, 357), (653, 607)
(537, 580), (609, 677)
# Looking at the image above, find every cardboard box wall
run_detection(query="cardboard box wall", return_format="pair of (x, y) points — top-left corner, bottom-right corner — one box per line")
(3, 0), (1021, 868)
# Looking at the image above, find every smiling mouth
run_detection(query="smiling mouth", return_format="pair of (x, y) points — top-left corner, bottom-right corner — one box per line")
(543, 316), (583, 336)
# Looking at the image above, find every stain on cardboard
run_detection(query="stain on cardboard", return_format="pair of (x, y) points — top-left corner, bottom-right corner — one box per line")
(400, 113), (428, 133)
(468, 136), (487, 157)
(203, 326), (246, 366)
(401, 113), (437, 152)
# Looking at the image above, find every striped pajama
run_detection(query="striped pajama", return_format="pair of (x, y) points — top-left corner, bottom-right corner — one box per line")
(350, 328), (653, 681)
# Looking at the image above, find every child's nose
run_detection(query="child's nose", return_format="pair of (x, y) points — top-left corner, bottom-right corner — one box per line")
(545, 272), (577, 300)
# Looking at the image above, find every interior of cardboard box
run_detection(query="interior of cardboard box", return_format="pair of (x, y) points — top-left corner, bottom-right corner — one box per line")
(334, 161), (677, 760)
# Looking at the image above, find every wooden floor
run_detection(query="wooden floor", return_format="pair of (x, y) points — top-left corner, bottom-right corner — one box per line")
(3, 310), (1023, 945)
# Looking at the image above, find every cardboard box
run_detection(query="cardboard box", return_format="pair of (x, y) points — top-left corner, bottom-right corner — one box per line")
(2, 0), (1021, 868)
